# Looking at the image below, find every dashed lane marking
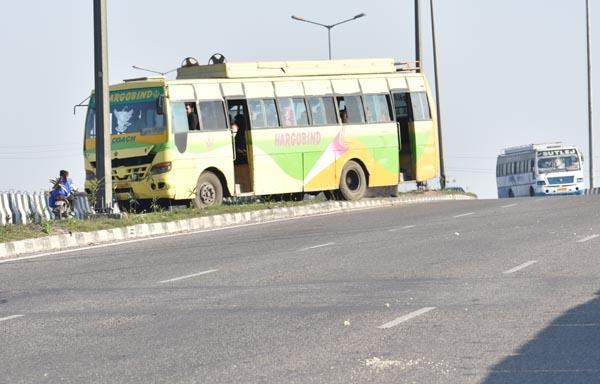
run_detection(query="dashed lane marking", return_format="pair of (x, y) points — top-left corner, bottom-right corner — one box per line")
(453, 212), (474, 218)
(503, 260), (538, 274)
(378, 307), (436, 329)
(158, 269), (219, 284)
(501, 203), (518, 208)
(297, 242), (335, 252)
(0, 315), (24, 323)
(388, 225), (416, 232)
(577, 234), (600, 243)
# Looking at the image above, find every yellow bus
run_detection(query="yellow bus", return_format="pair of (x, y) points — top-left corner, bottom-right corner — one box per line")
(83, 58), (440, 208)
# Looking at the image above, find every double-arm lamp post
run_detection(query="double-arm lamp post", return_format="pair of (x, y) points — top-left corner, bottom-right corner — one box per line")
(291, 13), (366, 60)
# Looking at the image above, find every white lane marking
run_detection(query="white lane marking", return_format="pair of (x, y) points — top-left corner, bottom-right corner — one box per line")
(158, 269), (219, 284)
(577, 234), (600, 243)
(501, 203), (517, 208)
(503, 260), (538, 274)
(378, 307), (436, 329)
(388, 225), (416, 232)
(453, 212), (474, 218)
(0, 314), (24, 323)
(297, 242), (334, 252)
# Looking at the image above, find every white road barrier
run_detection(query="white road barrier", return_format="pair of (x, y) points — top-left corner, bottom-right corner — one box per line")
(0, 191), (94, 225)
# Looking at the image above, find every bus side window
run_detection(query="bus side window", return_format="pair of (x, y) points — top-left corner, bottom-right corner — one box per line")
(410, 92), (432, 121)
(278, 97), (309, 127)
(364, 94), (393, 123)
(249, 99), (279, 129)
(308, 96), (337, 125)
(171, 102), (189, 134)
(336, 96), (365, 124)
(198, 101), (227, 131)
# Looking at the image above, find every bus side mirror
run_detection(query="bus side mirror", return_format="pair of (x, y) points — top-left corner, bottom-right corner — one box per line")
(156, 95), (165, 115)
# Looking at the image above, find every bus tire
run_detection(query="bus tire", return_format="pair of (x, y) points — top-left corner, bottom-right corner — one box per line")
(508, 189), (514, 198)
(193, 172), (223, 208)
(339, 160), (367, 201)
(529, 187), (535, 197)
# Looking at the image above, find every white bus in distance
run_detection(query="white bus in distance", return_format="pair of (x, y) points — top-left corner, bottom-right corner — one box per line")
(496, 142), (585, 198)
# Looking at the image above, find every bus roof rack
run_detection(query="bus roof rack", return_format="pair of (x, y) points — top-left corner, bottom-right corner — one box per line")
(123, 76), (164, 82)
(176, 58), (398, 79)
(503, 142), (566, 155)
(394, 61), (420, 72)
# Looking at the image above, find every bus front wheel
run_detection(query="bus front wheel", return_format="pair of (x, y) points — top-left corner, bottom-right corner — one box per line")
(339, 160), (367, 201)
(193, 172), (223, 208)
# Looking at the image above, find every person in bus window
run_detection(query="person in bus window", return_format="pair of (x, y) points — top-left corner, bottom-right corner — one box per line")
(282, 105), (295, 127)
(340, 109), (348, 124)
(186, 103), (200, 130)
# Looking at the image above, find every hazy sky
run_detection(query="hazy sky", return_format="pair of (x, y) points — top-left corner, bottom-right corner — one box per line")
(0, 0), (597, 198)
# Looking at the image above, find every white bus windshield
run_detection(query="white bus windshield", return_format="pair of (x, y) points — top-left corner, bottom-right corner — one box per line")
(537, 155), (580, 173)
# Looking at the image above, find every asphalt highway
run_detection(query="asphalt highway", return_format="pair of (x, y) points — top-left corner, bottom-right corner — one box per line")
(2, 195), (600, 383)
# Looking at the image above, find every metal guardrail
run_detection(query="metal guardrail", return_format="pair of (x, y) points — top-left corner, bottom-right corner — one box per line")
(0, 192), (94, 225)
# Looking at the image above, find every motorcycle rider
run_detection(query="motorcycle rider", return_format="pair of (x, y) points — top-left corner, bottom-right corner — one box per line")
(49, 170), (74, 217)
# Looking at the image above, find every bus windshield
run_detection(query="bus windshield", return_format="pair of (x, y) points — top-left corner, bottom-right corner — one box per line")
(537, 155), (580, 173)
(85, 87), (165, 139)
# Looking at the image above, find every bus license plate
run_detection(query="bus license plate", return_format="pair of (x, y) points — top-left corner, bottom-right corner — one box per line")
(557, 187), (567, 192)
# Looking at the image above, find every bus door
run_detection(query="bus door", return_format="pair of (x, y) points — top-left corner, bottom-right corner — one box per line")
(392, 89), (438, 182)
(391, 91), (416, 181)
(226, 99), (253, 194)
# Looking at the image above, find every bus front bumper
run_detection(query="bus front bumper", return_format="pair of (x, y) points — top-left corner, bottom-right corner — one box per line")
(535, 186), (584, 196)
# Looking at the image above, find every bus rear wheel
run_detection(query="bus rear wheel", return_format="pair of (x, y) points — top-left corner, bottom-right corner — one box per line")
(193, 172), (223, 208)
(339, 160), (367, 201)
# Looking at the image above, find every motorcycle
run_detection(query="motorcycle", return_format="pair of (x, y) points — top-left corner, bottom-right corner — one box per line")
(49, 181), (73, 220)
(51, 194), (71, 219)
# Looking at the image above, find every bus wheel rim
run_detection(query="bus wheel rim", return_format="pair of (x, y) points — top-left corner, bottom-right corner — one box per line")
(199, 183), (215, 205)
(346, 170), (360, 191)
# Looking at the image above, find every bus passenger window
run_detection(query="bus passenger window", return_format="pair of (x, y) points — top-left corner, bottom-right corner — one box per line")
(248, 99), (279, 129)
(171, 102), (189, 134)
(278, 98), (309, 127)
(308, 96), (337, 125)
(410, 92), (431, 121)
(364, 94), (393, 123)
(336, 96), (365, 124)
(199, 101), (227, 130)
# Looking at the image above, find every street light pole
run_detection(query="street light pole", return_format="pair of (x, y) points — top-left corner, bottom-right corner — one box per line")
(586, 0), (595, 189)
(93, 0), (112, 212)
(430, 0), (446, 189)
(291, 13), (366, 60)
(415, 0), (422, 72)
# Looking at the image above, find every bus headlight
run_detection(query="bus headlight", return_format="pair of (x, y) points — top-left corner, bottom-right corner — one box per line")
(150, 162), (172, 175)
(577, 178), (584, 182)
(536, 180), (546, 186)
